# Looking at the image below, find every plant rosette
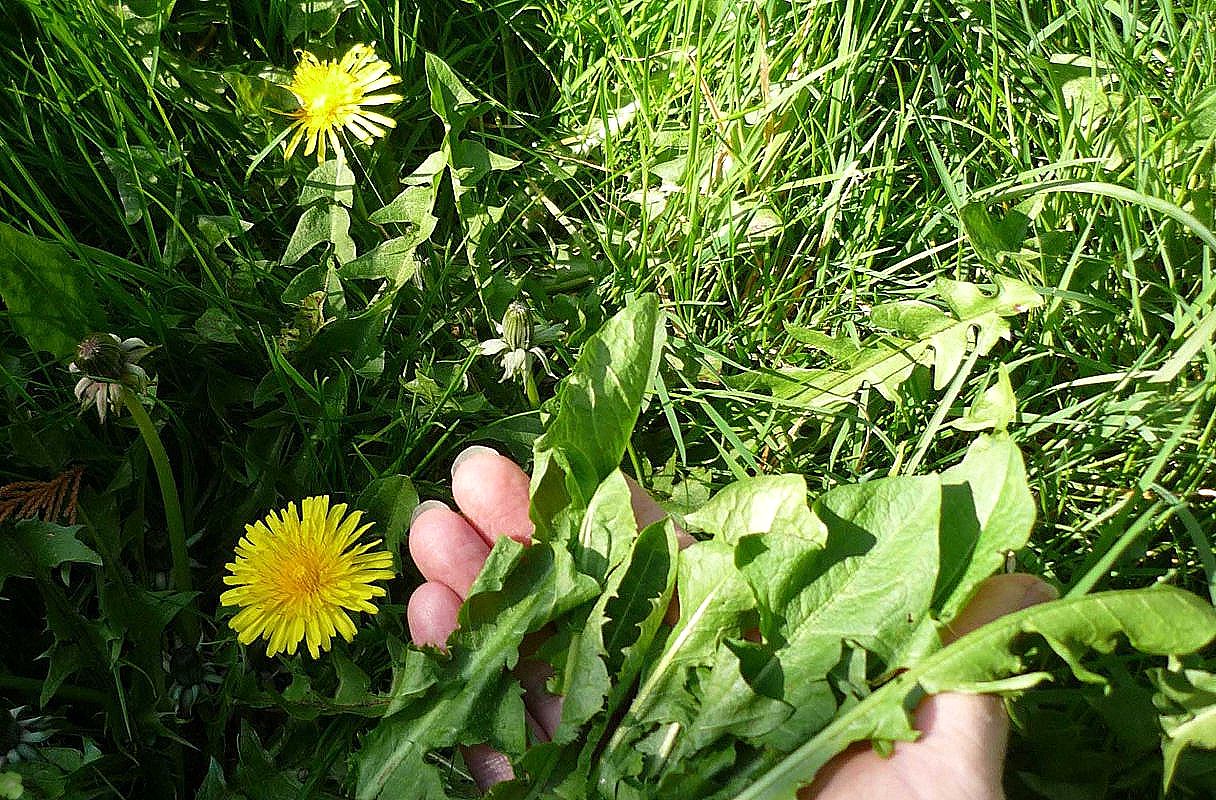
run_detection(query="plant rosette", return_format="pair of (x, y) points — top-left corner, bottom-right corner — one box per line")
(352, 295), (1216, 799)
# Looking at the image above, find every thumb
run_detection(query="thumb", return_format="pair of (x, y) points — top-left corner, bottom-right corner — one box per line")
(910, 574), (1059, 788)
(941, 572), (1059, 645)
(806, 573), (1057, 799)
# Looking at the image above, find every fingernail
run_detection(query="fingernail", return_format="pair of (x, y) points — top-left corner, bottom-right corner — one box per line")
(451, 445), (500, 479)
(410, 499), (450, 525)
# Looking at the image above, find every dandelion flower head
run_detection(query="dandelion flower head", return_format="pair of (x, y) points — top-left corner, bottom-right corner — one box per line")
(283, 44), (402, 163)
(222, 496), (395, 657)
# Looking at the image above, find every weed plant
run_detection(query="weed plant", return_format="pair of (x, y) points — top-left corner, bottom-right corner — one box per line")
(0, 1), (1214, 798)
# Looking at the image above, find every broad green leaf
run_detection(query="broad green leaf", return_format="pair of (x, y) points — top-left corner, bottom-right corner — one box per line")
(340, 238), (424, 287)
(1151, 666), (1216, 790)
(572, 470), (638, 581)
(935, 433), (1035, 619)
(1182, 86), (1216, 143)
(0, 771), (21, 800)
(451, 140), (521, 194)
(744, 476), (940, 669)
(196, 215), (254, 250)
(369, 183), (441, 228)
(298, 159), (355, 208)
(683, 474), (825, 545)
(194, 307), (241, 343)
(356, 475), (417, 575)
(195, 759), (234, 800)
(282, 205), (355, 265)
(960, 202), (1027, 263)
(424, 52), (479, 137)
(732, 585), (1216, 800)
(532, 294), (665, 513)
(283, 0), (345, 40)
(953, 363), (1017, 432)
(0, 223), (106, 357)
(332, 650), (371, 705)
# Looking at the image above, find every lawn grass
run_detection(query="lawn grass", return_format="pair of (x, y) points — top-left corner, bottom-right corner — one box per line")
(0, 0), (1213, 797)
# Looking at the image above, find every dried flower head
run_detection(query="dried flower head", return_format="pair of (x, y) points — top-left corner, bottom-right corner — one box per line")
(282, 44), (403, 163)
(221, 496), (395, 658)
(69, 333), (154, 423)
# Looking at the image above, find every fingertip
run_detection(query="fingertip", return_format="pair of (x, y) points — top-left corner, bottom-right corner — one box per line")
(408, 507), (490, 598)
(407, 581), (462, 649)
(451, 446), (534, 544)
(462, 743), (515, 790)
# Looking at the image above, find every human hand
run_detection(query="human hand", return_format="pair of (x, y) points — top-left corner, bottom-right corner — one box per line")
(405, 446), (1057, 796)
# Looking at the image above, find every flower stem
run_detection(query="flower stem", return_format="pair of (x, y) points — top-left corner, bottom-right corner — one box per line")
(121, 391), (197, 637)
(524, 368), (540, 409)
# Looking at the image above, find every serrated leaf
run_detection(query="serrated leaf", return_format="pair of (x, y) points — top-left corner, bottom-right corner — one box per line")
(369, 183), (441, 227)
(355, 538), (597, 799)
(734, 585), (1216, 800)
(194, 307), (241, 343)
(750, 275), (1042, 408)
(625, 538), (755, 724)
(451, 140), (521, 192)
(674, 641), (799, 756)
(870, 301), (954, 339)
(340, 238), (424, 287)
(783, 326), (861, 363)
(0, 223), (106, 357)
(555, 520), (677, 743)
(0, 521), (102, 592)
(937, 274), (1043, 319)
(196, 215), (254, 250)
(283, 0), (346, 40)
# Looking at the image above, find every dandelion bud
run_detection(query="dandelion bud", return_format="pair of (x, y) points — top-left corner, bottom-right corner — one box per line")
(502, 301), (533, 352)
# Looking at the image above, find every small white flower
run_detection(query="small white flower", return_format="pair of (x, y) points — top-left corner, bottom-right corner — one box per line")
(478, 301), (560, 382)
(68, 333), (155, 423)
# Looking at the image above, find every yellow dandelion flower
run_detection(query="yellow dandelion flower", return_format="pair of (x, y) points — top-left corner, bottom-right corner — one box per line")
(282, 44), (403, 164)
(221, 496), (395, 658)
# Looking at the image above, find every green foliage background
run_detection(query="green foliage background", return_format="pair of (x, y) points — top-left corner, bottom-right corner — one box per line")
(0, 0), (1214, 798)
